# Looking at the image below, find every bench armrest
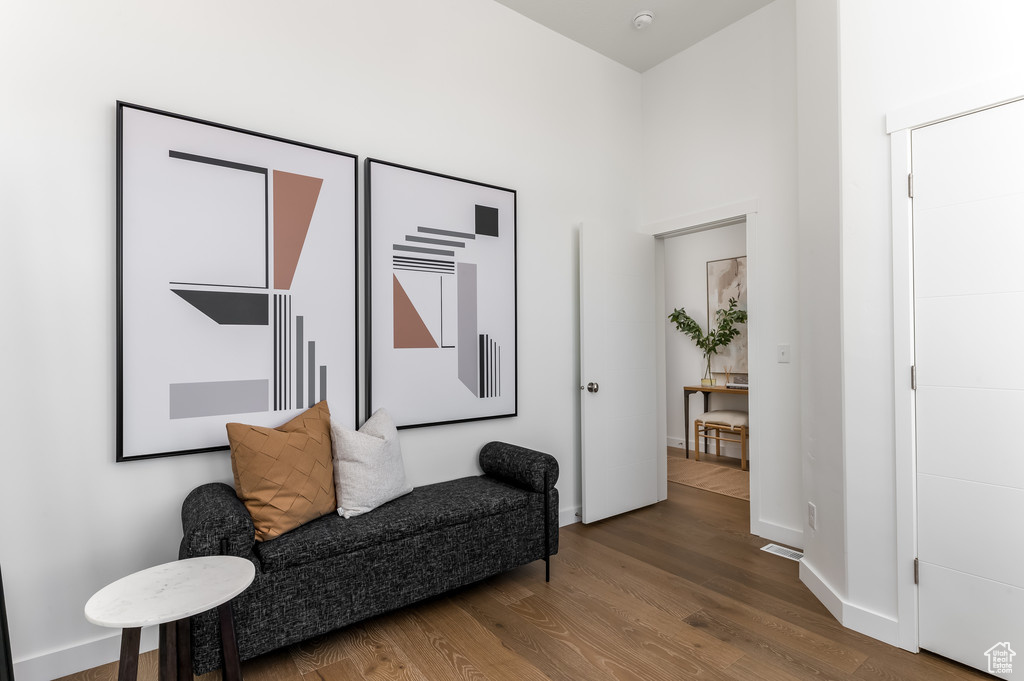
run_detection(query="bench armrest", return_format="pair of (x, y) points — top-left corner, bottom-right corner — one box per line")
(180, 482), (258, 565)
(479, 441), (558, 493)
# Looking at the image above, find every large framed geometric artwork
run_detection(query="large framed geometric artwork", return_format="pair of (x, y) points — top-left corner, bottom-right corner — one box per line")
(366, 159), (517, 428)
(117, 102), (357, 461)
(707, 255), (747, 373)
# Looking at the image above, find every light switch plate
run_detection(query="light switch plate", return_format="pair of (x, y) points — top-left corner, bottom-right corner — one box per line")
(777, 344), (791, 363)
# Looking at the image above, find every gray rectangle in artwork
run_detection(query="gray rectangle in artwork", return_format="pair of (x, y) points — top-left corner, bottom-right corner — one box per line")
(418, 226), (475, 240)
(457, 263), (479, 396)
(320, 365), (327, 404)
(406, 235), (465, 248)
(308, 341), (316, 408)
(169, 380), (269, 419)
(296, 316), (304, 408)
(286, 297), (292, 410)
(394, 244), (455, 257)
(274, 295), (280, 410)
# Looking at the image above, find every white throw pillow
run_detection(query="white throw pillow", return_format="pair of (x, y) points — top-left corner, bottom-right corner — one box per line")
(330, 408), (413, 518)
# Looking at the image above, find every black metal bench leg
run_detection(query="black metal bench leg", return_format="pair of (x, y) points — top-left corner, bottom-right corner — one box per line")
(544, 472), (551, 583)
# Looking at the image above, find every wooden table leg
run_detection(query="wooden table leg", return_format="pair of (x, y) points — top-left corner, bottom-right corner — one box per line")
(683, 389), (695, 458)
(158, 621), (178, 681)
(219, 601), (243, 681)
(702, 392), (711, 454)
(117, 627), (141, 681)
(176, 618), (193, 681)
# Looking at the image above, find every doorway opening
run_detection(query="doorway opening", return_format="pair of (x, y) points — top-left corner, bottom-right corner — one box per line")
(659, 217), (750, 502)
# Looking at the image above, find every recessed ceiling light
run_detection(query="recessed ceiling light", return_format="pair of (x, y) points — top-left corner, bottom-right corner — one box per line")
(633, 11), (655, 30)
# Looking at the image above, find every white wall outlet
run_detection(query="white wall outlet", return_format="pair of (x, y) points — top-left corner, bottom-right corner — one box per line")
(777, 344), (791, 363)
(807, 501), (817, 530)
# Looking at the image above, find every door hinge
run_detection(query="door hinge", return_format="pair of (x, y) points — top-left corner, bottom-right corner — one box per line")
(911, 365), (917, 390)
(914, 557), (919, 584)
(908, 173), (914, 198)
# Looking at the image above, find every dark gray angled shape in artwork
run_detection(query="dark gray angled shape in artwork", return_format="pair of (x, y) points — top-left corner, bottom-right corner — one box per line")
(418, 226), (475, 240)
(169, 379), (269, 419)
(168, 150), (268, 176)
(394, 244), (455, 257)
(172, 290), (269, 325)
(475, 205), (499, 237)
(406, 235), (465, 248)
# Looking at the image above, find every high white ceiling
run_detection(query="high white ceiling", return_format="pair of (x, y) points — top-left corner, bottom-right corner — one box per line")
(493, 0), (774, 72)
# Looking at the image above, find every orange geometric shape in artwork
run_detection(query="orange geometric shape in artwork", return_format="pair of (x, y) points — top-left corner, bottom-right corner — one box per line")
(273, 170), (324, 290)
(393, 275), (438, 349)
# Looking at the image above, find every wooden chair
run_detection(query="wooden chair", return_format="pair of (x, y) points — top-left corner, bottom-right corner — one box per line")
(694, 410), (749, 471)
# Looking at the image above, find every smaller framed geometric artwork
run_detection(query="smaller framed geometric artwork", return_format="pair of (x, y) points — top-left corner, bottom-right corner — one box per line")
(366, 159), (517, 428)
(117, 102), (358, 461)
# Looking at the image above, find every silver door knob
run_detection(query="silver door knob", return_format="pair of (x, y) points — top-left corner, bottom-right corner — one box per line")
(586, 382), (599, 393)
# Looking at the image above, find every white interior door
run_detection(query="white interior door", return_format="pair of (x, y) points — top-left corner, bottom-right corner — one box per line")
(913, 98), (1024, 673)
(579, 224), (658, 523)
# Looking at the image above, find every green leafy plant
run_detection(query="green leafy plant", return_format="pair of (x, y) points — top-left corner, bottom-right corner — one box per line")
(668, 297), (748, 382)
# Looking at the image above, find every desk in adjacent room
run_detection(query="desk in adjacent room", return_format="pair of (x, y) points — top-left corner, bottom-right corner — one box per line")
(682, 384), (749, 458)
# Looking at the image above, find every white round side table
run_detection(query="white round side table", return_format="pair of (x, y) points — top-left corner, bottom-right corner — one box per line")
(85, 556), (255, 681)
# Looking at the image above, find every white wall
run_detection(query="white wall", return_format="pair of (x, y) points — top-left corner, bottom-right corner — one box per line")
(663, 225), (747, 457)
(794, 0), (848, 627)
(642, 0), (802, 544)
(833, 0), (1024, 644)
(0, 2), (642, 678)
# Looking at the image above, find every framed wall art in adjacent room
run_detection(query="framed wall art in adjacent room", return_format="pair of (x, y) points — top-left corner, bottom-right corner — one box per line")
(117, 102), (358, 461)
(366, 159), (517, 428)
(707, 255), (748, 373)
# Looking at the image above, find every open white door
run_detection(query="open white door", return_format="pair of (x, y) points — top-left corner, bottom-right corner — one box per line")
(579, 225), (658, 523)
(913, 98), (1024, 673)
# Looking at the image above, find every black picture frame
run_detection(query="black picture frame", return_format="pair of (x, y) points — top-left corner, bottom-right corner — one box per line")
(0, 566), (13, 681)
(365, 158), (517, 428)
(116, 102), (359, 461)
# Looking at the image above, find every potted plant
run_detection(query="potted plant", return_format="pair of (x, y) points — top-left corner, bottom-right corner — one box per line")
(668, 297), (747, 386)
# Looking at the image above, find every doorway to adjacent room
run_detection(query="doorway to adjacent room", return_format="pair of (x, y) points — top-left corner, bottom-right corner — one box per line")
(661, 218), (750, 502)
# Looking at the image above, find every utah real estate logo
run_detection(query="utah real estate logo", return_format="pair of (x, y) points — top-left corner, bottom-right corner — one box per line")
(986, 642), (1015, 675)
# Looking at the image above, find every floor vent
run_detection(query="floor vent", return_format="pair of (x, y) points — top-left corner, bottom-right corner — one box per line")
(761, 543), (803, 562)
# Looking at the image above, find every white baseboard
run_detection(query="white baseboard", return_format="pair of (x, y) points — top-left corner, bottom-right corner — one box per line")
(751, 518), (804, 549)
(799, 558), (844, 623)
(799, 559), (900, 646)
(14, 627), (159, 681)
(559, 505), (581, 526)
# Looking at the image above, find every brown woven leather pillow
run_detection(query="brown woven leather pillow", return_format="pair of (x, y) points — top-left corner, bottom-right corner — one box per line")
(227, 401), (336, 541)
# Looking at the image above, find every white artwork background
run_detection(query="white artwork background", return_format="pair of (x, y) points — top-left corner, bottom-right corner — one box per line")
(369, 161), (516, 427)
(120, 106), (356, 458)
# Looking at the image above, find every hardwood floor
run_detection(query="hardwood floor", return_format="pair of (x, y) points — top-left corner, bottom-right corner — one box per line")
(668, 445), (745, 471)
(59, 483), (988, 681)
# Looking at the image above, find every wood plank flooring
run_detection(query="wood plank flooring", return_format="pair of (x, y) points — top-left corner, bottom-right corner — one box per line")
(58, 483), (988, 681)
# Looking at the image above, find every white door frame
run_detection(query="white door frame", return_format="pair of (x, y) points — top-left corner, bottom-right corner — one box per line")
(641, 199), (765, 538)
(888, 77), (1024, 653)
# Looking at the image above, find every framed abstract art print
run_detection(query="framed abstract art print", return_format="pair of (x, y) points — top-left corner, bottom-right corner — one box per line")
(366, 159), (517, 428)
(117, 102), (357, 460)
(706, 255), (748, 373)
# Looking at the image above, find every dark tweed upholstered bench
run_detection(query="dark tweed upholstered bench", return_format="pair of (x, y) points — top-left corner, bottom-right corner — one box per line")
(179, 441), (559, 675)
